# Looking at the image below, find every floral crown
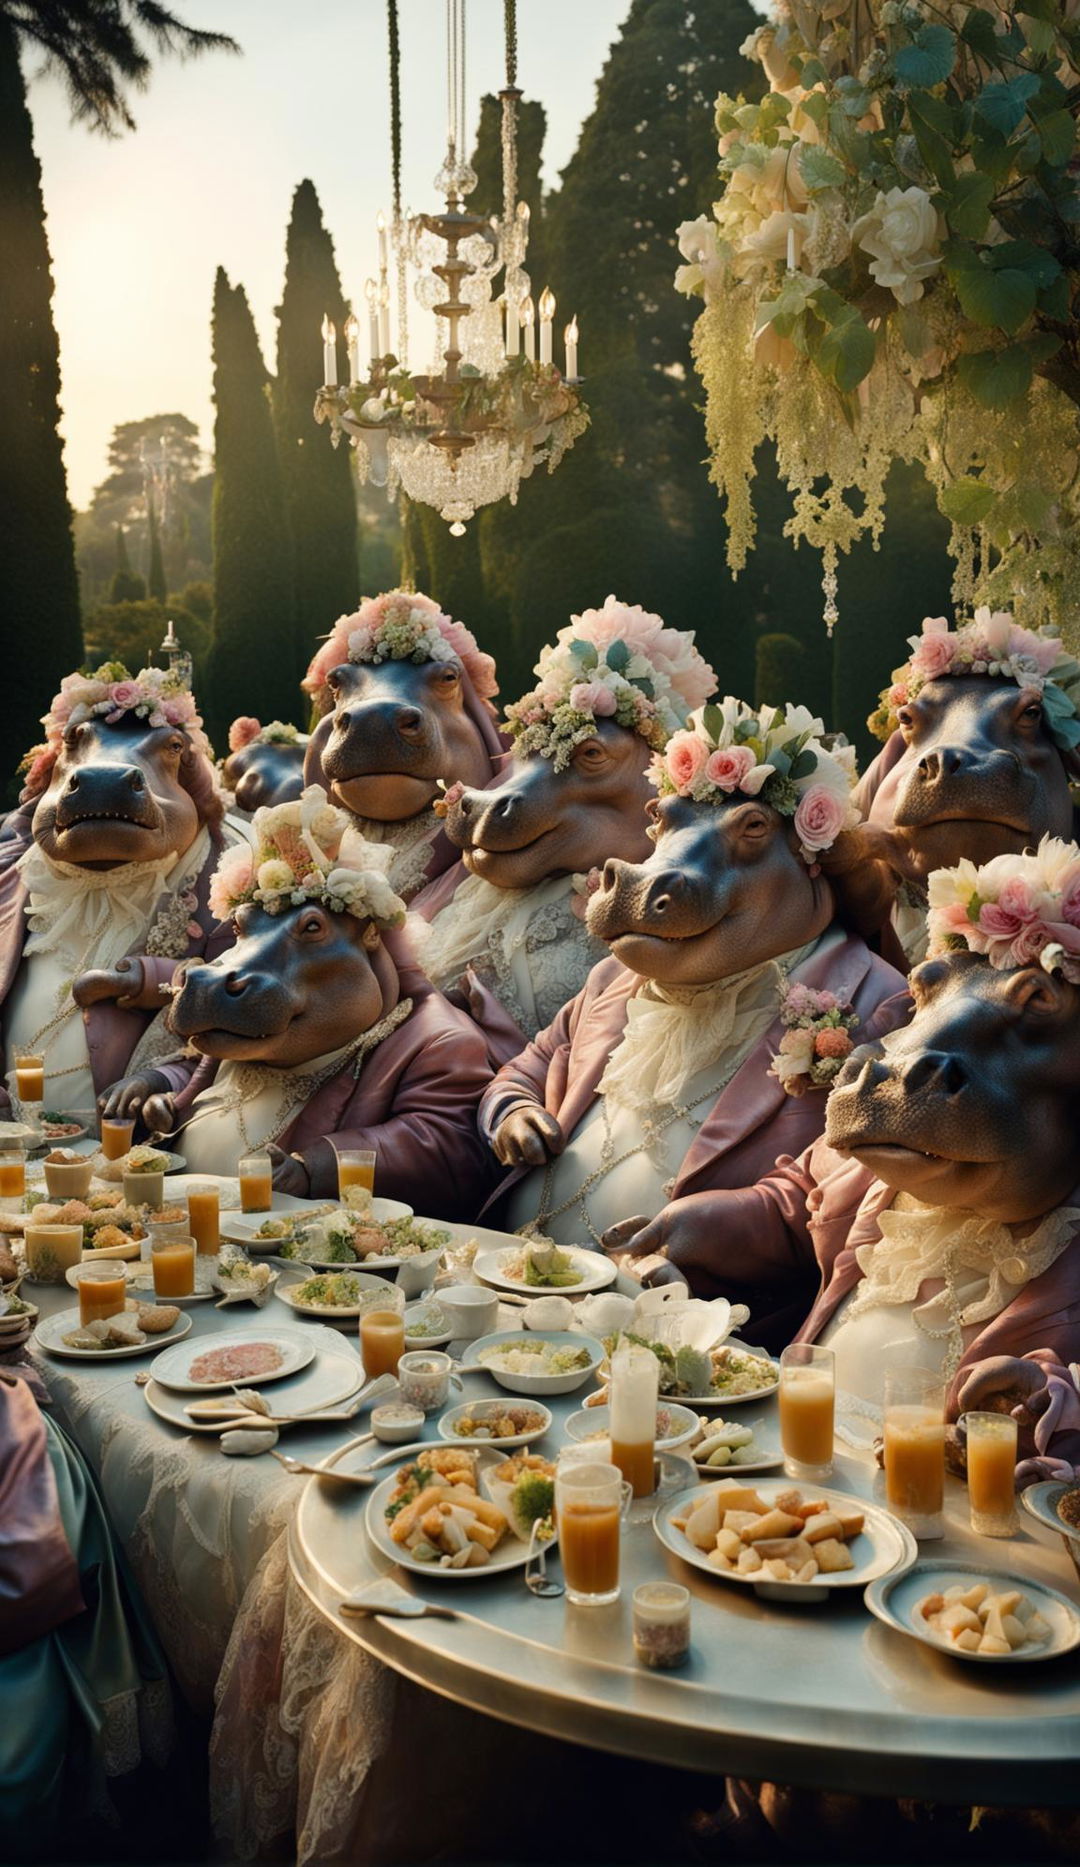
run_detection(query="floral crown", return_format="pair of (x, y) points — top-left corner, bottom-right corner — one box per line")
(926, 837), (1080, 984)
(652, 697), (859, 865)
(869, 610), (1080, 751)
(227, 717), (304, 753)
(302, 589), (498, 704)
(208, 785), (406, 928)
(504, 596), (716, 771)
(21, 661), (212, 793)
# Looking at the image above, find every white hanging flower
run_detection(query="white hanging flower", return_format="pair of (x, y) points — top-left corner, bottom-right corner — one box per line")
(851, 186), (943, 306)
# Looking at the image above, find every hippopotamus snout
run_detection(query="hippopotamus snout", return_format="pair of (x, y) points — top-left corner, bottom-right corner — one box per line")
(448, 783), (546, 852)
(170, 961), (301, 1041)
(54, 761), (159, 830)
(897, 741), (1031, 831)
(323, 699), (436, 780)
(588, 855), (707, 941)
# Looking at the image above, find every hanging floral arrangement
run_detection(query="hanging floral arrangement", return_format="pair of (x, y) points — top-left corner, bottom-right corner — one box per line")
(675, 1), (1080, 640)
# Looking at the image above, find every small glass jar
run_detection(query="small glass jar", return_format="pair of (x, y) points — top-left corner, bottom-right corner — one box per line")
(397, 1350), (454, 1413)
(632, 1582), (691, 1670)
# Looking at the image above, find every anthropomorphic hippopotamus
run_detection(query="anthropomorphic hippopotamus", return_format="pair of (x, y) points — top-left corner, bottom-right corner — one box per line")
(479, 701), (907, 1318)
(222, 717), (307, 813)
(126, 787), (494, 1216)
(824, 610), (1080, 968)
(623, 837), (1080, 1479)
(410, 597), (716, 1064)
(0, 663), (239, 1123)
(301, 589), (507, 900)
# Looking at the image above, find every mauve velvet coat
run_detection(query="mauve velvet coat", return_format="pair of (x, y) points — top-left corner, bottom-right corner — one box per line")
(694, 1136), (1080, 1468)
(478, 930), (909, 1291)
(168, 962), (498, 1219)
(0, 822), (235, 1107)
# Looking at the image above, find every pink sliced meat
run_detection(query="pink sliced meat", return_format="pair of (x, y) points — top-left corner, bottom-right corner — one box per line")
(188, 1342), (285, 1384)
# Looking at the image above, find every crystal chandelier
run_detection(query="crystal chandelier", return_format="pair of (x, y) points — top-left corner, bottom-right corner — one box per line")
(315, 0), (588, 535)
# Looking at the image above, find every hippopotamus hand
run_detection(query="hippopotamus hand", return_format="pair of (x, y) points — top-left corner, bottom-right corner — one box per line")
(98, 1071), (175, 1122)
(491, 1107), (565, 1169)
(600, 1205), (729, 1294)
(268, 1144), (311, 1198)
(957, 1354), (1048, 1419)
(73, 959), (151, 1011)
(141, 1091), (177, 1136)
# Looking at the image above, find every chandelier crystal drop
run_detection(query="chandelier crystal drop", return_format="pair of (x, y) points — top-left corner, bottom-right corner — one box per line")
(315, 0), (588, 534)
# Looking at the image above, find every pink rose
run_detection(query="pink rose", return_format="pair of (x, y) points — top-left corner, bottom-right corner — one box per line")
(570, 681), (618, 717)
(1007, 921), (1054, 968)
(793, 783), (847, 852)
(208, 850), (254, 921)
(814, 1027), (853, 1060)
(229, 717), (263, 753)
(978, 897), (1027, 939)
(910, 631), (955, 682)
(1059, 876), (1080, 928)
(996, 876), (1037, 924)
(704, 744), (757, 792)
(887, 683), (908, 710)
(110, 681), (140, 709)
(664, 731), (709, 792)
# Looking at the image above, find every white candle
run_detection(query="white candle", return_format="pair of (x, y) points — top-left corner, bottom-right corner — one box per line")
(321, 315), (337, 386)
(564, 316), (579, 381)
(377, 210), (388, 270)
(787, 224), (797, 272)
(520, 294), (535, 364)
(538, 286), (555, 367)
(343, 313), (360, 385)
(364, 279), (380, 362)
(378, 281), (391, 362)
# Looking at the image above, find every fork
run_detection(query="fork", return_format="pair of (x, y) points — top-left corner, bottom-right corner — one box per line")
(271, 1449), (381, 1485)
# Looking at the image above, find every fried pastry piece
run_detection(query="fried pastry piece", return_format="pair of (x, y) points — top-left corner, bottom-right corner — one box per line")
(135, 1303), (180, 1334)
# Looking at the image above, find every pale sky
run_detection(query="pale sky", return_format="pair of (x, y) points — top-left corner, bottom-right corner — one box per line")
(25, 0), (631, 509)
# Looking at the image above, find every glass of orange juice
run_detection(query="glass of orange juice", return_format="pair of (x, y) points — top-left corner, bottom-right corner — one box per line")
(100, 1115), (135, 1161)
(77, 1261), (129, 1327)
(884, 1368), (945, 1540)
(357, 1281), (406, 1379)
(238, 1153), (273, 1213)
(187, 1180), (221, 1255)
(779, 1342), (835, 1481)
(24, 1222), (84, 1284)
(554, 1460), (632, 1606)
(609, 1341), (659, 1500)
(964, 1411), (1018, 1537)
(0, 1144), (26, 1211)
(151, 1235), (196, 1299)
(14, 1054), (45, 1111)
(334, 1147), (376, 1203)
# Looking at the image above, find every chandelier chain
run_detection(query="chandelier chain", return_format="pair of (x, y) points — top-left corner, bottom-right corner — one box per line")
(504, 0), (517, 88)
(387, 0), (401, 219)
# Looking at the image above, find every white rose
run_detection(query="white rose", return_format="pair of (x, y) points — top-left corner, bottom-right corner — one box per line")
(852, 186), (943, 306)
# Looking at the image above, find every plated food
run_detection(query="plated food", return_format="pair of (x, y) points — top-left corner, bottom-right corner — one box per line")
(277, 1270), (389, 1318)
(686, 1415), (781, 1476)
(599, 1335), (779, 1404)
(381, 1447), (518, 1570)
(657, 1476), (916, 1598)
(917, 1581), (1049, 1656)
(39, 1114), (87, 1141)
(566, 1401), (701, 1455)
(474, 1239), (616, 1297)
(483, 1451), (557, 1541)
(403, 1299), (453, 1347)
(438, 1399), (553, 1447)
(865, 1560), (1080, 1665)
(211, 1251), (277, 1306)
(463, 1329), (605, 1396)
(149, 1326), (314, 1392)
(35, 1303), (191, 1359)
(23, 1187), (146, 1253)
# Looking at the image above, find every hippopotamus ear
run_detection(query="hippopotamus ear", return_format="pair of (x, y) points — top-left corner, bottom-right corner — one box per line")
(358, 920), (381, 951)
(1001, 964), (1078, 1029)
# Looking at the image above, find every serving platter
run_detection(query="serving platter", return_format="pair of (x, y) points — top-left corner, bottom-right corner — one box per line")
(222, 1195), (414, 1252)
(35, 1305), (192, 1360)
(364, 1442), (552, 1581)
(864, 1559), (1080, 1665)
(473, 1242), (616, 1297)
(461, 1328), (606, 1396)
(148, 1324), (315, 1392)
(654, 1475), (917, 1602)
(142, 1330), (368, 1432)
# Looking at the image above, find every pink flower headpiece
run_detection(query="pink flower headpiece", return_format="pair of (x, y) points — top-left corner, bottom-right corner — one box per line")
(504, 595), (716, 770)
(652, 697), (859, 866)
(302, 589), (498, 705)
(21, 660), (212, 794)
(227, 717), (303, 753)
(869, 610), (1080, 751)
(926, 837), (1080, 983)
(208, 785), (406, 928)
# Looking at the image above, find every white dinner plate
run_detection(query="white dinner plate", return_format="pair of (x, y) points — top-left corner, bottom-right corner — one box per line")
(142, 1329), (368, 1432)
(473, 1243), (616, 1297)
(864, 1559), (1080, 1664)
(438, 1398), (554, 1448)
(365, 1443), (550, 1581)
(148, 1324), (315, 1391)
(34, 1305), (192, 1361)
(276, 1270), (395, 1320)
(655, 1476), (917, 1602)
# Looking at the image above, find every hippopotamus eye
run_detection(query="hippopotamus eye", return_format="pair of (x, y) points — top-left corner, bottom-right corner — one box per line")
(573, 740), (607, 766)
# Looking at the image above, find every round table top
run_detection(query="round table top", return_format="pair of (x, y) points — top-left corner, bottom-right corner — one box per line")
(290, 1383), (1080, 1808)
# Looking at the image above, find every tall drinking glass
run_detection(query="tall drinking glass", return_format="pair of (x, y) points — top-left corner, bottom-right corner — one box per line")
(334, 1147), (376, 1203)
(884, 1368), (945, 1540)
(554, 1460), (632, 1606)
(779, 1343), (835, 1481)
(238, 1153), (273, 1213)
(964, 1411), (1019, 1537)
(609, 1341), (659, 1498)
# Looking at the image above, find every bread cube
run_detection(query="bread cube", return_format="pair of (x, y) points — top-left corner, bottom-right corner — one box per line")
(774, 1489), (804, 1514)
(954, 1628), (982, 1652)
(1001, 1614), (1028, 1650)
(737, 1546), (763, 1574)
(833, 1505), (865, 1538)
(812, 1537), (855, 1574)
(937, 1603), (982, 1637)
(714, 1526), (744, 1561)
(711, 1483), (768, 1514)
(801, 1511), (844, 1545)
(994, 1590), (1022, 1617)
(978, 1633), (1011, 1655)
(723, 1510), (764, 1538)
(707, 1548), (734, 1572)
(753, 1536), (815, 1566)
(684, 1494), (723, 1549)
(763, 1559), (793, 1580)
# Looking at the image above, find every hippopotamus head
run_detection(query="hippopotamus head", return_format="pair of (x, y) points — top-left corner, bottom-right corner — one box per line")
(586, 793), (836, 987)
(443, 723), (655, 888)
(301, 590), (502, 826)
(170, 899), (399, 1069)
(26, 707), (222, 873)
(223, 721), (307, 814)
(826, 950), (1080, 1222)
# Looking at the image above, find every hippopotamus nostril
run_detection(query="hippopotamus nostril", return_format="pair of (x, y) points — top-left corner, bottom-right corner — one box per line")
(496, 794), (520, 821)
(917, 750), (940, 781)
(396, 707), (424, 737)
(904, 1050), (959, 1095)
(601, 857), (624, 892)
(127, 770), (145, 793)
(223, 974), (248, 998)
(336, 710), (353, 731)
(942, 1055), (967, 1096)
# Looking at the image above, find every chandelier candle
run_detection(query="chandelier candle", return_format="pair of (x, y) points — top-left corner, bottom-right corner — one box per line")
(538, 287), (555, 366)
(344, 314), (360, 386)
(364, 279), (380, 363)
(520, 294), (535, 362)
(609, 1341), (659, 1498)
(564, 317), (579, 381)
(321, 316), (337, 388)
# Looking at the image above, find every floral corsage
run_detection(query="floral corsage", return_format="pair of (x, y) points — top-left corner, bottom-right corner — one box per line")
(769, 983), (857, 1097)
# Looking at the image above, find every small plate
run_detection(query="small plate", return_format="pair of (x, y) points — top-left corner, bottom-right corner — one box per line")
(403, 1300), (454, 1350)
(276, 1270), (395, 1320)
(655, 1476), (917, 1602)
(1022, 1480), (1080, 1545)
(365, 1443), (553, 1581)
(462, 1328), (605, 1396)
(473, 1243), (616, 1297)
(148, 1324), (315, 1392)
(688, 1415), (783, 1478)
(564, 1400), (701, 1455)
(34, 1305), (191, 1360)
(438, 1398), (554, 1448)
(864, 1559), (1080, 1664)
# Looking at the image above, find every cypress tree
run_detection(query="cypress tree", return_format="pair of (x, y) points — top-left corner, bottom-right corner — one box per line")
(146, 489), (167, 601)
(205, 268), (299, 746)
(0, 16), (82, 786)
(274, 180), (358, 681)
(109, 526), (146, 603)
